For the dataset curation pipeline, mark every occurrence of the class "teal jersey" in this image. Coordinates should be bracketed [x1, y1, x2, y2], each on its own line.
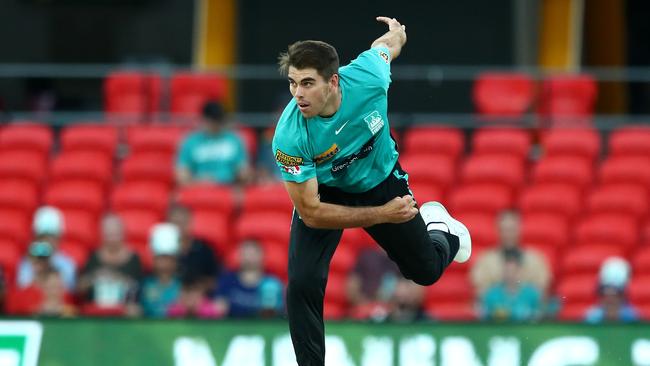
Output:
[272, 46, 398, 193]
[176, 129, 248, 184]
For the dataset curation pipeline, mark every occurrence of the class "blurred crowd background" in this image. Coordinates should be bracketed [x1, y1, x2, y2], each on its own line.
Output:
[0, 0, 650, 324]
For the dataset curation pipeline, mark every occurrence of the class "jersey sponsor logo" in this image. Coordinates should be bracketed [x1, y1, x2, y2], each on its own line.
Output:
[379, 51, 390, 64]
[363, 111, 384, 135]
[330, 135, 376, 177]
[282, 165, 301, 175]
[313, 143, 340, 165]
[275, 149, 304, 166]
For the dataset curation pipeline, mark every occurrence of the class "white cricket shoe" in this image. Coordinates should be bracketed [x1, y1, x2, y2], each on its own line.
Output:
[420, 201, 471, 263]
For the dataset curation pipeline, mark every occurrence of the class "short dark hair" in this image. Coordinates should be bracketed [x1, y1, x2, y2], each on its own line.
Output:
[202, 101, 225, 122]
[278, 40, 339, 80]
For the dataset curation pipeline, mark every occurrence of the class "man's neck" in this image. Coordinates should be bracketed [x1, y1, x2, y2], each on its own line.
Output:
[318, 89, 342, 118]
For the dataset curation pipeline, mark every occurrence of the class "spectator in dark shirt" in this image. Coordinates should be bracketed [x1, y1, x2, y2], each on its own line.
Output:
[167, 275, 223, 319]
[168, 204, 220, 293]
[346, 247, 399, 319]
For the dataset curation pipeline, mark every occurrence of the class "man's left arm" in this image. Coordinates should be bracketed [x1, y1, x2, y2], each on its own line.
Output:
[371, 16, 407, 61]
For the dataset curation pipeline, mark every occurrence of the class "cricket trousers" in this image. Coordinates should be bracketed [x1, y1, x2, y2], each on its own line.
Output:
[286, 162, 460, 366]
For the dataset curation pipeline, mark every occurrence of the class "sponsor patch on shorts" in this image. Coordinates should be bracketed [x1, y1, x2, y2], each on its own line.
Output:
[275, 149, 304, 166]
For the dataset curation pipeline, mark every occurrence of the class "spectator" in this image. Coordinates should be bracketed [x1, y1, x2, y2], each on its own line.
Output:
[38, 269, 76, 317]
[17, 206, 76, 291]
[76, 214, 141, 312]
[471, 210, 550, 295]
[480, 248, 542, 322]
[386, 278, 427, 323]
[167, 275, 223, 319]
[585, 257, 638, 323]
[140, 223, 182, 318]
[213, 240, 284, 318]
[167, 204, 220, 293]
[175, 101, 252, 187]
[346, 247, 399, 319]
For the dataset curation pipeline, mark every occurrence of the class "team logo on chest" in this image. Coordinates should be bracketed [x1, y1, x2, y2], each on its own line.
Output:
[314, 143, 340, 165]
[363, 111, 384, 135]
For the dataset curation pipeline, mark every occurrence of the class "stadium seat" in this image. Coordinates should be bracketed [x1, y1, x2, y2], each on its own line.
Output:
[60, 124, 119, 158]
[61, 210, 99, 249]
[540, 128, 600, 162]
[628, 275, 650, 305]
[557, 303, 591, 322]
[426, 302, 477, 321]
[323, 301, 347, 320]
[608, 126, 650, 159]
[170, 72, 228, 116]
[556, 274, 599, 306]
[0, 180, 39, 214]
[461, 155, 525, 191]
[454, 212, 497, 248]
[448, 184, 513, 216]
[531, 156, 593, 189]
[599, 156, 650, 188]
[472, 72, 535, 117]
[126, 125, 187, 157]
[324, 271, 348, 307]
[408, 182, 445, 205]
[330, 243, 356, 275]
[399, 154, 456, 190]
[118, 209, 161, 249]
[632, 247, 650, 276]
[190, 210, 231, 256]
[120, 153, 175, 189]
[472, 128, 531, 160]
[5, 286, 43, 316]
[0, 240, 21, 283]
[425, 271, 473, 304]
[574, 214, 639, 249]
[0, 151, 47, 185]
[176, 183, 235, 217]
[340, 228, 375, 253]
[539, 74, 598, 117]
[111, 182, 170, 217]
[0, 209, 31, 248]
[59, 240, 90, 268]
[521, 213, 569, 248]
[585, 184, 648, 218]
[81, 303, 127, 317]
[402, 126, 465, 161]
[237, 126, 258, 161]
[0, 123, 53, 157]
[44, 181, 105, 217]
[519, 183, 582, 219]
[561, 245, 625, 276]
[49, 151, 113, 189]
[242, 183, 294, 216]
[104, 71, 162, 117]
[234, 212, 292, 245]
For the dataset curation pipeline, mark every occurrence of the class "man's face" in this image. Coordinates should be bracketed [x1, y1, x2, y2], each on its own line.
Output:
[287, 67, 336, 118]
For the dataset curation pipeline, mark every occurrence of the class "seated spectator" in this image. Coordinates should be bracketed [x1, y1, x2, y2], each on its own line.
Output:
[77, 214, 141, 312]
[167, 276, 223, 319]
[471, 210, 550, 295]
[346, 247, 399, 319]
[167, 204, 220, 293]
[38, 269, 76, 317]
[213, 240, 284, 318]
[175, 101, 252, 187]
[480, 248, 542, 322]
[140, 223, 182, 318]
[17, 206, 76, 291]
[585, 257, 638, 323]
[386, 278, 427, 323]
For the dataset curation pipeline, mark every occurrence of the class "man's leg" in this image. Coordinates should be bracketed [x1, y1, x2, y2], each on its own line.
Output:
[287, 209, 343, 366]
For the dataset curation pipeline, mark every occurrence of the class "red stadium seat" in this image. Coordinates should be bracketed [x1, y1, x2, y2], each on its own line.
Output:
[0, 209, 30, 248]
[242, 183, 294, 216]
[237, 126, 258, 161]
[234, 213, 292, 245]
[5, 286, 44, 315]
[49, 151, 113, 189]
[473, 72, 535, 117]
[261, 242, 288, 281]
[59, 241, 90, 268]
[0, 180, 38, 213]
[539, 74, 598, 117]
[599, 157, 650, 188]
[61, 210, 99, 249]
[323, 301, 347, 320]
[60, 124, 119, 158]
[519, 183, 582, 219]
[0, 124, 53, 157]
[461, 155, 525, 191]
[0, 151, 47, 185]
[531, 156, 593, 189]
[521, 213, 569, 248]
[472, 128, 531, 159]
[118, 209, 161, 248]
[176, 183, 235, 217]
[449, 184, 512, 216]
[120, 153, 175, 189]
[556, 274, 599, 305]
[632, 247, 650, 276]
[330, 244, 356, 275]
[557, 303, 591, 322]
[408, 182, 445, 205]
[170, 72, 228, 116]
[561, 245, 625, 276]
[104, 71, 162, 117]
[585, 184, 648, 218]
[190, 211, 231, 256]
[540, 128, 600, 162]
[608, 126, 650, 159]
[81, 303, 127, 317]
[425, 272, 473, 304]
[324, 272, 347, 307]
[575, 214, 639, 249]
[426, 302, 477, 321]
[126, 125, 187, 156]
[340, 228, 375, 253]
[111, 182, 170, 217]
[628, 275, 650, 305]
[402, 126, 464, 161]
[0, 240, 21, 282]
[44, 181, 105, 217]
[454, 212, 497, 248]
[399, 154, 456, 191]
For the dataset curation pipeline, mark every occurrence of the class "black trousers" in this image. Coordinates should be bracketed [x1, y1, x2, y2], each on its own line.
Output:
[286, 163, 460, 366]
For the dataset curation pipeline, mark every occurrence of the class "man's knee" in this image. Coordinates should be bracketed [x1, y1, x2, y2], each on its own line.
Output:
[410, 265, 444, 286]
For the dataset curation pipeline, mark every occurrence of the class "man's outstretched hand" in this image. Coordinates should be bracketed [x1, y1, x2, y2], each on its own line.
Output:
[376, 16, 406, 33]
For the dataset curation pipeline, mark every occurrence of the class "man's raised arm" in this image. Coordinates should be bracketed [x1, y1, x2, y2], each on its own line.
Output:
[371, 16, 407, 61]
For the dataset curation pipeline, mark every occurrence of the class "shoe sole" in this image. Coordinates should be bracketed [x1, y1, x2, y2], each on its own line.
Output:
[420, 201, 472, 263]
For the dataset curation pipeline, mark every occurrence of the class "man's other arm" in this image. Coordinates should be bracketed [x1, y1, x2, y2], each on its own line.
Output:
[371, 16, 407, 61]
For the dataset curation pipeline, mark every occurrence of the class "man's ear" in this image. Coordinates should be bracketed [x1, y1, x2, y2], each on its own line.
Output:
[329, 73, 339, 88]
